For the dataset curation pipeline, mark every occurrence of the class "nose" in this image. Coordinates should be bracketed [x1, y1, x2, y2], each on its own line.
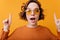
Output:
[31, 11, 35, 16]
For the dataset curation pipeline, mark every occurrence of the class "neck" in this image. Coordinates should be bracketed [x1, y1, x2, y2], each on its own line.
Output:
[27, 23, 38, 28]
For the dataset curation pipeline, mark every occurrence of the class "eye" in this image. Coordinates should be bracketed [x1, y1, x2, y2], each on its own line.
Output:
[35, 9, 39, 12]
[26, 9, 31, 15]
[27, 10, 31, 13]
[34, 9, 40, 14]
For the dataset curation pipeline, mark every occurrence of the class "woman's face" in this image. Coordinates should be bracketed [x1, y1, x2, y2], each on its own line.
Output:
[26, 2, 40, 25]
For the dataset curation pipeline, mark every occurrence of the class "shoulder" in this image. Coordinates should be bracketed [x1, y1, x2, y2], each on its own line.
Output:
[14, 26, 26, 32]
[38, 25, 49, 30]
[9, 26, 25, 36]
[38, 25, 52, 33]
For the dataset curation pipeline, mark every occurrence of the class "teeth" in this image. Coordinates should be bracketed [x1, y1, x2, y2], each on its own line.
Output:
[30, 18, 35, 20]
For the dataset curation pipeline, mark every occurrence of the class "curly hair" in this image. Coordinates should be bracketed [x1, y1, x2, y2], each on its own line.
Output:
[19, 0, 44, 20]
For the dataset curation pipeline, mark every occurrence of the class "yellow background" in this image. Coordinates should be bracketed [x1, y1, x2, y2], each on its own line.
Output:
[0, 0, 60, 36]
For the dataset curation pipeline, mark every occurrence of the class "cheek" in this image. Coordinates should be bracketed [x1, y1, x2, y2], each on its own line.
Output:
[35, 15, 39, 20]
[26, 14, 30, 20]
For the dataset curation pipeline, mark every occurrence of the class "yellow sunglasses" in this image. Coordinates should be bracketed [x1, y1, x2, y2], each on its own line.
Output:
[26, 8, 40, 15]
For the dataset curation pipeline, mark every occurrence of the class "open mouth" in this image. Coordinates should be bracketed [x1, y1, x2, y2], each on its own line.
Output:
[30, 18, 35, 20]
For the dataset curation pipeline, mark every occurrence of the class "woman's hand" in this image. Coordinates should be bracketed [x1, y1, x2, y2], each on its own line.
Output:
[54, 13, 60, 32]
[3, 14, 12, 32]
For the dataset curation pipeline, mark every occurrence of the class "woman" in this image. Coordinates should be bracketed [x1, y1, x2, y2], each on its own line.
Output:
[1, 0, 60, 40]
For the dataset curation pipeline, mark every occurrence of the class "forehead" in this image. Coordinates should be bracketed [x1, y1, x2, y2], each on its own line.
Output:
[27, 2, 39, 10]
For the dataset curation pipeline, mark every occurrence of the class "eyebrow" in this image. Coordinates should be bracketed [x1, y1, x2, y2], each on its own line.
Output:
[26, 8, 30, 11]
[34, 8, 39, 10]
[26, 8, 39, 11]
[26, 8, 30, 10]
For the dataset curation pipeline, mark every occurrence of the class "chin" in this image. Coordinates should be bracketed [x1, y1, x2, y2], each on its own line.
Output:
[31, 23, 36, 26]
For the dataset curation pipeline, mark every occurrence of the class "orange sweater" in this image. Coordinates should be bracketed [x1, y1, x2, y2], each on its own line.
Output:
[1, 25, 60, 40]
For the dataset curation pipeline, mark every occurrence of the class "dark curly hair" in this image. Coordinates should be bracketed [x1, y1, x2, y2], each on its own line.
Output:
[19, 0, 44, 20]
